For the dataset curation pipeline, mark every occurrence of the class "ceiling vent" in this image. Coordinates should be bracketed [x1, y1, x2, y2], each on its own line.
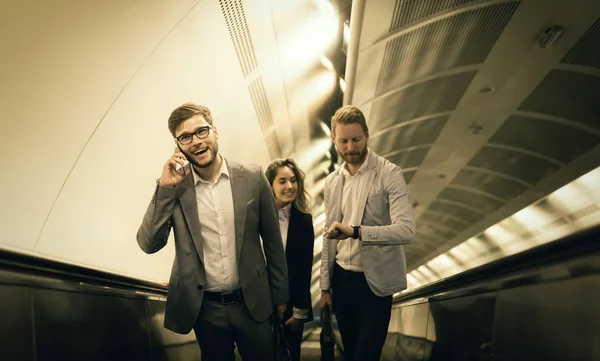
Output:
[219, 0, 257, 77]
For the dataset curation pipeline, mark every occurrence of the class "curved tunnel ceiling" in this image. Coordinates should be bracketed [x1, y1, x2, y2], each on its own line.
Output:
[347, 0, 600, 272]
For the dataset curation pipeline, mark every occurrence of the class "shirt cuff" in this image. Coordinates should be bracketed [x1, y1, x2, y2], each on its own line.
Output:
[293, 307, 309, 320]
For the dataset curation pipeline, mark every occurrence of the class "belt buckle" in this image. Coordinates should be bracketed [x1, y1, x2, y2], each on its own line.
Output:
[221, 292, 236, 305]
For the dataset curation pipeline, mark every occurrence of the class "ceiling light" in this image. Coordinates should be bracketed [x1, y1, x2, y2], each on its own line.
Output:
[319, 121, 332, 137]
[469, 124, 483, 135]
[320, 55, 334, 71]
[538, 25, 562, 49]
[279, 2, 338, 77]
[339, 77, 346, 93]
[343, 22, 351, 45]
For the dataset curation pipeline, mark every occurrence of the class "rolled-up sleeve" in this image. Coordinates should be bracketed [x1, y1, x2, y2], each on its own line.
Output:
[320, 179, 334, 290]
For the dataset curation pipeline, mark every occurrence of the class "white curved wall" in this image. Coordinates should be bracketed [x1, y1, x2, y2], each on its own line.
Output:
[0, 0, 290, 282]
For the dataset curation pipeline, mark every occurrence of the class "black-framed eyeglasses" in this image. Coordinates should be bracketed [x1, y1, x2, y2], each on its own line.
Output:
[176, 125, 212, 145]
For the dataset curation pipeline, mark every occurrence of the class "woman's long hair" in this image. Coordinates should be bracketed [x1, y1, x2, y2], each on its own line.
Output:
[265, 158, 311, 214]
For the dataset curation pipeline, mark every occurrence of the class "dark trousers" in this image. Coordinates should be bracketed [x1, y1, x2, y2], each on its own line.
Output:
[332, 263, 392, 361]
[193, 300, 274, 361]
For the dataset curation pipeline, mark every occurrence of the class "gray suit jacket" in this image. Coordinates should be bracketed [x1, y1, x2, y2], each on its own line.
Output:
[137, 159, 288, 334]
[320, 150, 415, 296]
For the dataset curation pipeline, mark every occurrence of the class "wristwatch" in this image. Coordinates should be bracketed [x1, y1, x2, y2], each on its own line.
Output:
[352, 225, 361, 239]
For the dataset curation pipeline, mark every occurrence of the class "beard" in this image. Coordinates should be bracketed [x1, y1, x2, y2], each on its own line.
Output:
[339, 145, 368, 165]
[180, 143, 219, 169]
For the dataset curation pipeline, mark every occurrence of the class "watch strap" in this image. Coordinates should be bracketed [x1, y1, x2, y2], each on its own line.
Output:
[352, 225, 360, 239]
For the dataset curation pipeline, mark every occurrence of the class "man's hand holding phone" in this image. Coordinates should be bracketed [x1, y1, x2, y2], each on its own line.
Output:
[159, 148, 189, 187]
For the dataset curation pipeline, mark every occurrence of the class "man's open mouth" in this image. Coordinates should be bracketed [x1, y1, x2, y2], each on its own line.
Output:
[193, 147, 209, 156]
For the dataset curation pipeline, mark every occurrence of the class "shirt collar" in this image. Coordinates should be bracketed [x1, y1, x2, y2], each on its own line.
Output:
[279, 203, 292, 222]
[341, 149, 371, 178]
[192, 156, 229, 185]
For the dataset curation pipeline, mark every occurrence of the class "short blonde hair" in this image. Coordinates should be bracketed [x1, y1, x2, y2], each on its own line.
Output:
[331, 105, 369, 137]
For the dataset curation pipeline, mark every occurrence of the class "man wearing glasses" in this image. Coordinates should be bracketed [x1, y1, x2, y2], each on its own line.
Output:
[137, 103, 288, 361]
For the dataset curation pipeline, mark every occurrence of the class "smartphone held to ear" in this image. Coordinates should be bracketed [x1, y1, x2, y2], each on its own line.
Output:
[174, 146, 189, 174]
[175, 159, 189, 174]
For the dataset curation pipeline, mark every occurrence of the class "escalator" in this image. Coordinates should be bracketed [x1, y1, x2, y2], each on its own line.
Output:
[2, 224, 598, 360]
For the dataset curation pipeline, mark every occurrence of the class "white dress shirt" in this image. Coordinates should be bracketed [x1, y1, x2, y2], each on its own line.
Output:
[278, 203, 292, 250]
[336, 155, 370, 272]
[192, 157, 238, 292]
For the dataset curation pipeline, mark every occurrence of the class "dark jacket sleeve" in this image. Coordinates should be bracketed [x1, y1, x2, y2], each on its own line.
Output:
[292, 212, 315, 311]
[258, 169, 289, 305]
[136, 183, 177, 254]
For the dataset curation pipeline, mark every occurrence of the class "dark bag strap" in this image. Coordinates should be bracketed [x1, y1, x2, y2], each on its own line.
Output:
[272, 315, 291, 361]
[320, 307, 335, 361]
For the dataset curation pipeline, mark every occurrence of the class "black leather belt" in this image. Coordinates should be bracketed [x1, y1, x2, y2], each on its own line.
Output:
[204, 289, 244, 304]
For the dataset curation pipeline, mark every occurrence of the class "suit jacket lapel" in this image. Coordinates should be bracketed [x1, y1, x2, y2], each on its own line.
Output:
[228, 161, 247, 261]
[356, 170, 376, 224]
[356, 151, 377, 223]
[179, 170, 204, 264]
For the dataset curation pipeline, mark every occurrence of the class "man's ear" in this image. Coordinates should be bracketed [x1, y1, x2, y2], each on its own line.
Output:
[213, 126, 219, 138]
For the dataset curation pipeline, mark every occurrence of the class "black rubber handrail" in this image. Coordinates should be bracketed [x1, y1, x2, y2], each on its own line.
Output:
[394, 224, 600, 303]
[0, 248, 167, 296]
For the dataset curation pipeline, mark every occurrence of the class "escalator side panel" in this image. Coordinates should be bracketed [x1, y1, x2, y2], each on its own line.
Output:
[494, 274, 600, 361]
[0, 285, 34, 361]
[33, 288, 151, 361]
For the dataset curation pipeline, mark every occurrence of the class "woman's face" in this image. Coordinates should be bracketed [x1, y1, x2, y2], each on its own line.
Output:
[272, 166, 298, 206]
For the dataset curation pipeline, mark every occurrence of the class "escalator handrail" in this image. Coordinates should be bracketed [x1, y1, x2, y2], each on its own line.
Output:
[394, 224, 600, 304]
[0, 248, 167, 296]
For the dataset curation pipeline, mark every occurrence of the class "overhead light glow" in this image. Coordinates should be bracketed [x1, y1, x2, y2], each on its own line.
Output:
[315, 70, 336, 93]
[485, 224, 514, 246]
[434, 254, 458, 274]
[513, 207, 549, 230]
[319, 121, 332, 137]
[339, 77, 346, 93]
[402, 165, 600, 289]
[411, 269, 429, 283]
[343, 22, 351, 45]
[279, 2, 338, 77]
[320, 55, 334, 72]
[577, 166, 600, 193]
[295, 137, 333, 172]
[417, 265, 435, 280]
[289, 69, 336, 117]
